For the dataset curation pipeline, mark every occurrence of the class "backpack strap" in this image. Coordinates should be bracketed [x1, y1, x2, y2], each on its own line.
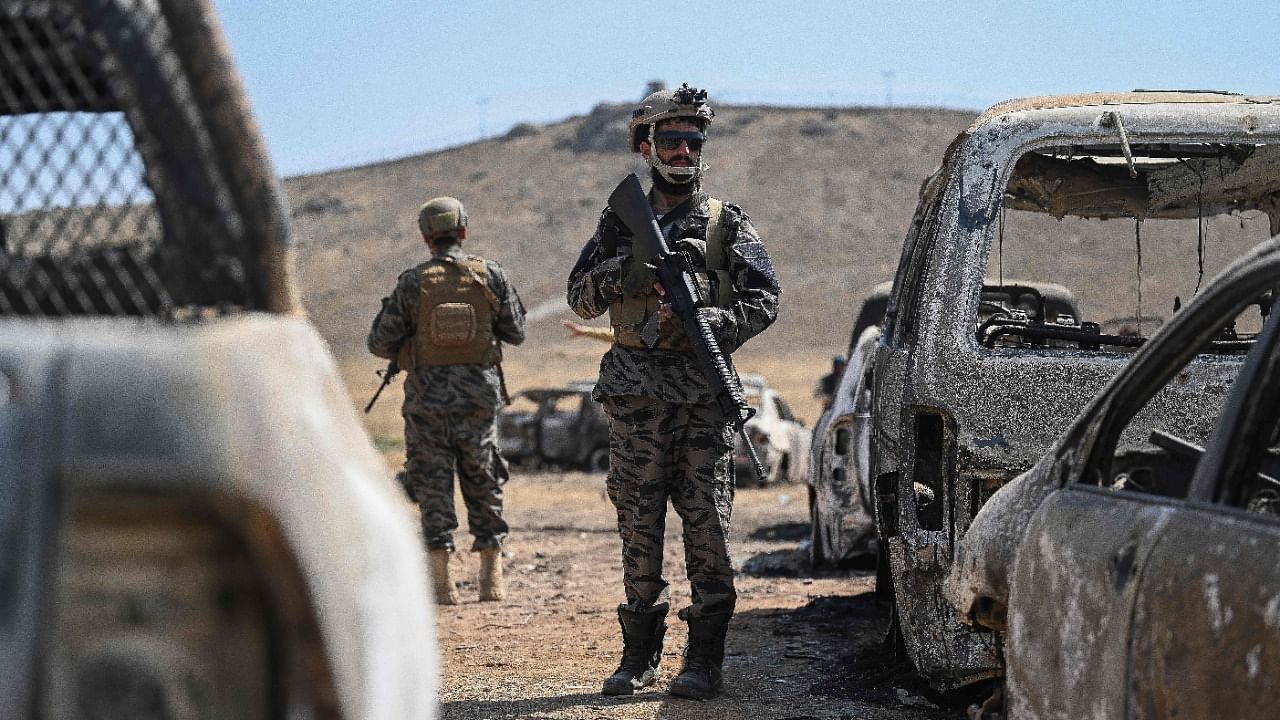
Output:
[703, 198, 734, 307]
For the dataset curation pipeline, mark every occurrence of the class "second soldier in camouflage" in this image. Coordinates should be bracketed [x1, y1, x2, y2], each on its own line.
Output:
[369, 196, 526, 605]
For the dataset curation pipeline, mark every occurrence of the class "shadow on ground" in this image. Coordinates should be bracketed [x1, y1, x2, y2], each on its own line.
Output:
[746, 520, 810, 542]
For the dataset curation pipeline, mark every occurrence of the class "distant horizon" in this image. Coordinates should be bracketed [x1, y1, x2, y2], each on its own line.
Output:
[281, 99, 985, 179]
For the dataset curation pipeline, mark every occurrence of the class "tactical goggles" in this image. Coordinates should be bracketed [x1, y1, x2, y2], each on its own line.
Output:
[654, 131, 705, 152]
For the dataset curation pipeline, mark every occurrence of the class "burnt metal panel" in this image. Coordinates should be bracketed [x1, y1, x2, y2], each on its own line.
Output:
[1127, 507, 1280, 720]
[1006, 488, 1175, 720]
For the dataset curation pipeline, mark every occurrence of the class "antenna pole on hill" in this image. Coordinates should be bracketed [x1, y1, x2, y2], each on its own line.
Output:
[882, 70, 896, 107]
[476, 96, 490, 139]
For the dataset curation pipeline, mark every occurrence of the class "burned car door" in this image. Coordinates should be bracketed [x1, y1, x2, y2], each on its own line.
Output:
[998, 240, 1280, 719]
[1123, 294, 1280, 720]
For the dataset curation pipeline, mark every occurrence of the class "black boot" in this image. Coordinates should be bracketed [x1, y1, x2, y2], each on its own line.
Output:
[601, 603, 668, 695]
[668, 613, 730, 700]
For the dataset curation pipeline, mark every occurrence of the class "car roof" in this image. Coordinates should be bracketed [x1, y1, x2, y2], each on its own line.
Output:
[967, 91, 1280, 133]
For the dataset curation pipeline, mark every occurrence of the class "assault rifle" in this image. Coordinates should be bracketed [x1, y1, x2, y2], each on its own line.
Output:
[364, 359, 401, 413]
[607, 173, 766, 481]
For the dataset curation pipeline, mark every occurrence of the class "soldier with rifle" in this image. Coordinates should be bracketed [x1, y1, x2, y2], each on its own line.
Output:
[369, 196, 526, 605]
[567, 83, 780, 700]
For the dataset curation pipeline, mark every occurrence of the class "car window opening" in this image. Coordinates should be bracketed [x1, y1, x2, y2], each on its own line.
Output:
[981, 141, 1280, 355]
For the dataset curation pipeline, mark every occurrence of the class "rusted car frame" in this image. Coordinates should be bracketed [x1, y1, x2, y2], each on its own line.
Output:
[947, 239, 1280, 718]
[870, 92, 1280, 690]
[0, 2, 437, 718]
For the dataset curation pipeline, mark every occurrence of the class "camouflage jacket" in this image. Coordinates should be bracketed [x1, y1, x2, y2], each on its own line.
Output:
[567, 190, 780, 404]
[368, 245, 526, 411]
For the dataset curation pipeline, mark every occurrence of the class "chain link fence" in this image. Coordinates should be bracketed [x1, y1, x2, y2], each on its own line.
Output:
[0, 0, 293, 317]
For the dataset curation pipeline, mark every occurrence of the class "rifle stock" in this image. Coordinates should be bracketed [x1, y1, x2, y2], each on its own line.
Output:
[607, 173, 766, 481]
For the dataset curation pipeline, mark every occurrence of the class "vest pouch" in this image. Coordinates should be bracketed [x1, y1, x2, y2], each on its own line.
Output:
[413, 256, 498, 366]
[430, 302, 478, 346]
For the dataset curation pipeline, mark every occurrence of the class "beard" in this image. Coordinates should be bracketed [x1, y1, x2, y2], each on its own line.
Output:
[650, 165, 700, 195]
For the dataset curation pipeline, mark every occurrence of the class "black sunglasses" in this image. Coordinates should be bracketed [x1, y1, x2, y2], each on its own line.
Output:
[654, 131, 705, 152]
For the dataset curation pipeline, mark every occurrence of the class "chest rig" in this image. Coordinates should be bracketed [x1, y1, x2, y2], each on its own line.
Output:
[403, 254, 501, 367]
[610, 197, 733, 351]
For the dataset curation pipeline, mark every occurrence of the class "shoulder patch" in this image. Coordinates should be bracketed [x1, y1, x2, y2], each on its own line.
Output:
[735, 239, 780, 291]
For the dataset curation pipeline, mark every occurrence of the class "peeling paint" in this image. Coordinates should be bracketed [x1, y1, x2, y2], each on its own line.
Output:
[1263, 593, 1280, 630]
[1204, 574, 1227, 632]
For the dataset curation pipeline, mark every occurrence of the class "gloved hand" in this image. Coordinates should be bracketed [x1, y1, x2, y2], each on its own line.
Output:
[621, 254, 657, 297]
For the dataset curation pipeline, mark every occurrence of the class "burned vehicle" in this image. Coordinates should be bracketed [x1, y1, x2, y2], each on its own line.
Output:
[499, 381, 610, 471]
[0, 2, 437, 718]
[870, 91, 1280, 691]
[947, 239, 1280, 719]
[808, 323, 880, 566]
[736, 373, 809, 486]
[809, 281, 1076, 567]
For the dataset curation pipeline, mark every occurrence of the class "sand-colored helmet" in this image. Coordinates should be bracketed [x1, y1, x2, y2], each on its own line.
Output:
[628, 83, 715, 152]
[418, 196, 468, 240]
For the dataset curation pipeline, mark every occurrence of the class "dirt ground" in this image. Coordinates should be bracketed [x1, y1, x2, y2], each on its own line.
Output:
[427, 470, 966, 720]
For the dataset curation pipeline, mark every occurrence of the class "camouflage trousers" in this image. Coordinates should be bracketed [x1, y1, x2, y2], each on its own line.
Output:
[403, 400, 509, 551]
[601, 395, 737, 618]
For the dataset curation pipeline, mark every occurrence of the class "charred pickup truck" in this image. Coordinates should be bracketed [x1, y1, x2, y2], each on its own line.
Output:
[869, 91, 1280, 691]
[0, 2, 437, 718]
[499, 381, 611, 472]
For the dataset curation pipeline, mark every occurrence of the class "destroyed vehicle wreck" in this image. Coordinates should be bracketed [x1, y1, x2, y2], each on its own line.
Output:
[499, 381, 611, 472]
[868, 92, 1280, 692]
[736, 373, 809, 486]
[946, 233, 1280, 720]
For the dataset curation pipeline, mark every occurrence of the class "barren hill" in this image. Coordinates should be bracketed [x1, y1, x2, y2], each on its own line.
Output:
[284, 103, 978, 422]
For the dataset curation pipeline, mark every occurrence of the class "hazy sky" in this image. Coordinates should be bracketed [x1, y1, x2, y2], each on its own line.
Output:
[211, 1, 1280, 178]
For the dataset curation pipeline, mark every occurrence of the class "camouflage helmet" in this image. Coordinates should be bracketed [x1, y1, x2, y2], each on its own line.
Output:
[628, 82, 715, 152]
[418, 196, 467, 240]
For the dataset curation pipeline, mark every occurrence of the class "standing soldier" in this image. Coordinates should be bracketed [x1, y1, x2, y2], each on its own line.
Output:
[567, 84, 780, 699]
[369, 196, 526, 605]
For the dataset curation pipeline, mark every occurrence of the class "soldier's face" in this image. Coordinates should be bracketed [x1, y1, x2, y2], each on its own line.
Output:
[642, 119, 703, 167]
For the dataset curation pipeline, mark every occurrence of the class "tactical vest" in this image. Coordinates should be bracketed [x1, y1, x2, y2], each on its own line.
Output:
[399, 254, 501, 368]
[610, 197, 733, 351]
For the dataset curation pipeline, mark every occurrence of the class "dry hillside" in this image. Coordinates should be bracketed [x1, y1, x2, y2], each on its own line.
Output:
[284, 103, 976, 424]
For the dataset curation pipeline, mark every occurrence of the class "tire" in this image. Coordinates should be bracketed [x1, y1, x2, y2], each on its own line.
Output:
[586, 446, 609, 473]
[808, 486, 827, 568]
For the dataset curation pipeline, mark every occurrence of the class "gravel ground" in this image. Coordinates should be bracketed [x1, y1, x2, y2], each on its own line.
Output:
[432, 471, 967, 720]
